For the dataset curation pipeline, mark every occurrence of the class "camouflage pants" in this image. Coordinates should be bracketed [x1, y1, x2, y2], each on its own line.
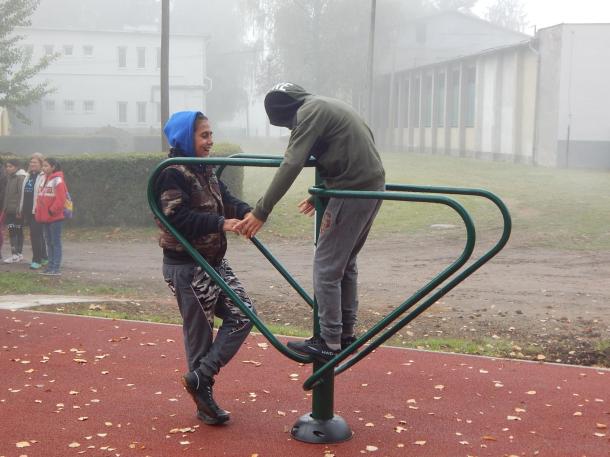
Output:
[163, 259, 255, 377]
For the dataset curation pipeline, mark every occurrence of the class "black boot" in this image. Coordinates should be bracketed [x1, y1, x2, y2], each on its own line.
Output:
[181, 370, 230, 425]
[341, 335, 358, 351]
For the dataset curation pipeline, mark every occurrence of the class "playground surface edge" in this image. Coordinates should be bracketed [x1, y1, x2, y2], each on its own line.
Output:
[1, 309, 609, 457]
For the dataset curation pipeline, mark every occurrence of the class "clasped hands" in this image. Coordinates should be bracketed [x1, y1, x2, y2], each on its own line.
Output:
[226, 197, 314, 238]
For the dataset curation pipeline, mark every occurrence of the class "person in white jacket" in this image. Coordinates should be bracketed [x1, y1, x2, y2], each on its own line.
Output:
[19, 153, 48, 269]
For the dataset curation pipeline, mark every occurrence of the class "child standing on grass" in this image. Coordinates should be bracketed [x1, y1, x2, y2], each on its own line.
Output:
[2, 157, 27, 263]
[35, 158, 67, 276]
[0, 157, 7, 261]
[21, 153, 48, 269]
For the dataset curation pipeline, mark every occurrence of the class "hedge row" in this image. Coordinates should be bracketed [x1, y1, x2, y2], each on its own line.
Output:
[0, 135, 120, 155]
[51, 143, 243, 227]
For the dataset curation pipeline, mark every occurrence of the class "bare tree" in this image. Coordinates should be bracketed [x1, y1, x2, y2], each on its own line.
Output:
[486, 0, 528, 32]
[433, 0, 477, 12]
[242, 0, 428, 105]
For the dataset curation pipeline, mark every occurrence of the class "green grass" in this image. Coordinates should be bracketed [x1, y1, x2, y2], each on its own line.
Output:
[393, 336, 537, 358]
[240, 151, 610, 249]
[29, 303, 312, 339]
[56, 151, 610, 249]
[597, 340, 610, 353]
[0, 272, 136, 296]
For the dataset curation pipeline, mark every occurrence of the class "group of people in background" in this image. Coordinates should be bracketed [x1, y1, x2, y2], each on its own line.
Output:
[0, 153, 68, 275]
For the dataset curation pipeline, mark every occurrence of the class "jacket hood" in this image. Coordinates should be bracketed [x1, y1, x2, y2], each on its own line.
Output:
[163, 111, 203, 157]
[264, 83, 311, 128]
[47, 170, 64, 180]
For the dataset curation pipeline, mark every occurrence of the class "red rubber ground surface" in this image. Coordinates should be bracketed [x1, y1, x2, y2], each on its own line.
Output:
[1, 310, 609, 457]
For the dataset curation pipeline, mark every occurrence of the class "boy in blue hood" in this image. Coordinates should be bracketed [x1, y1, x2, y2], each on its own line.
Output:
[155, 111, 255, 425]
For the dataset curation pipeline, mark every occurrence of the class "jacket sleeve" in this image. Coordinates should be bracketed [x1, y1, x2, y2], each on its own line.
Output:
[219, 180, 251, 219]
[252, 105, 323, 221]
[18, 173, 28, 214]
[49, 177, 67, 217]
[156, 167, 223, 238]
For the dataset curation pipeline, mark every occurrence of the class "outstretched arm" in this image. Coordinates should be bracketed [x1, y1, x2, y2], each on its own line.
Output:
[234, 212, 264, 238]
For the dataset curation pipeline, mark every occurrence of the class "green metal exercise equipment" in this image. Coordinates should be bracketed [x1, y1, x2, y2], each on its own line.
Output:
[147, 153, 511, 444]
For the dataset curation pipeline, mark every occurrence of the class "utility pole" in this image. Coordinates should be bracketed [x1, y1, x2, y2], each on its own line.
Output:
[365, 0, 377, 123]
[161, 0, 170, 151]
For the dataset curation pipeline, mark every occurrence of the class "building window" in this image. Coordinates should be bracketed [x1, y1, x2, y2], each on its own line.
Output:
[448, 69, 460, 128]
[137, 102, 147, 123]
[410, 77, 420, 128]
[463, 66, 476, 128]
[44, 100, 55, 111]
[422, 75, 433, 128]
[83, 100, 95, 113]
[392, 78, 401, 128]
[416, 24, 427, 44]
[156, 47, 161, 69]
[156, 102, 162, 122]
[63, 45, 73, 56]
[137, 47, 146, 68]
[44, 45, 54, 55]
[118, 102, 128, 123]
[83, 45, 93, 56]
[118, 46, 127, 68]
[400, 80, 409, 128]
[64, 100, 75, 112]
[435, 72, 446, 127]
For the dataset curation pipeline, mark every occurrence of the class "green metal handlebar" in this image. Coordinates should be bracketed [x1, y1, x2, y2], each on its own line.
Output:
[147, 156, 313, 364]
[303, 184, 512, 390]
[148, 154, 511, 393]
[301, 186, 477, 389]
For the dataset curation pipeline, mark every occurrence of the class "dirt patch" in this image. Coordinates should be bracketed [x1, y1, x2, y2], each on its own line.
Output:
[9, 231, 610, 367]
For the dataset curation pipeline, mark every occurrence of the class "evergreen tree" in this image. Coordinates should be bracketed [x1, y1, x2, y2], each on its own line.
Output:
[0, 0, 56, 122]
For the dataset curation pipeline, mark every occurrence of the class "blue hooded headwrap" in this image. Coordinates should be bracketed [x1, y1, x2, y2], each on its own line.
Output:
[163, 111, 203, 157]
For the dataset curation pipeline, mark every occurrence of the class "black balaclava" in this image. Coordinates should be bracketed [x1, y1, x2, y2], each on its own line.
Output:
[264, 83, 310, 128]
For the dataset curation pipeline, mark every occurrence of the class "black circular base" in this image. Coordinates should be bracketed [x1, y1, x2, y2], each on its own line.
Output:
[291, 413, 353, 444]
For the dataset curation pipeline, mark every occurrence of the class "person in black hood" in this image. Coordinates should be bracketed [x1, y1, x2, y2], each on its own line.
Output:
[154, 111, 255, 425]
[236, 83, 385, 362]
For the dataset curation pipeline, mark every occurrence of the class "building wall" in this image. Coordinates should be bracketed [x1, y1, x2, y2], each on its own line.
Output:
[374, 44, 538, 164]
[555, 24, 610, 168]
[534, 26, 563, 167]
[15, 27, 208, 134]
[378, 12, 530, 75]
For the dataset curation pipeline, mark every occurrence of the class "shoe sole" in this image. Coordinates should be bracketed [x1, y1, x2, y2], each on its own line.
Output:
[196, 409, 230, 425]
[181, 376, 229, 424]
[287, 341, 336, 362]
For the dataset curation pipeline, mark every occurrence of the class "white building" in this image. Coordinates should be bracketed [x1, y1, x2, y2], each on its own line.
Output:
[373, 21, 610, 169]
[14, 26, 210, 134]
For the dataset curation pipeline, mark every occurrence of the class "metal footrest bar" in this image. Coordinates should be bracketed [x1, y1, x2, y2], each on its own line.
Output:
[301, 186, 477, 389]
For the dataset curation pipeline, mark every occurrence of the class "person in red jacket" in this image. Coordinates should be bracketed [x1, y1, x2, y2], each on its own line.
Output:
[35, 158, 67, 275]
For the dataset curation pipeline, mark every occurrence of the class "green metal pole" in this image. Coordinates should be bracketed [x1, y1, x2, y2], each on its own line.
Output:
[311, 170, 334, 421]
[290, 170, 352, 443]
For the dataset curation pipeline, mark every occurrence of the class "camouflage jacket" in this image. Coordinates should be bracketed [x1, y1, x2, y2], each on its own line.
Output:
[156, 163, 250, 266]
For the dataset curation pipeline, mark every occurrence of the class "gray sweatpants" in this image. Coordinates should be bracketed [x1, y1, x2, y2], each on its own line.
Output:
[313, 194, 383, 346]
[162, 259, 255, 378]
